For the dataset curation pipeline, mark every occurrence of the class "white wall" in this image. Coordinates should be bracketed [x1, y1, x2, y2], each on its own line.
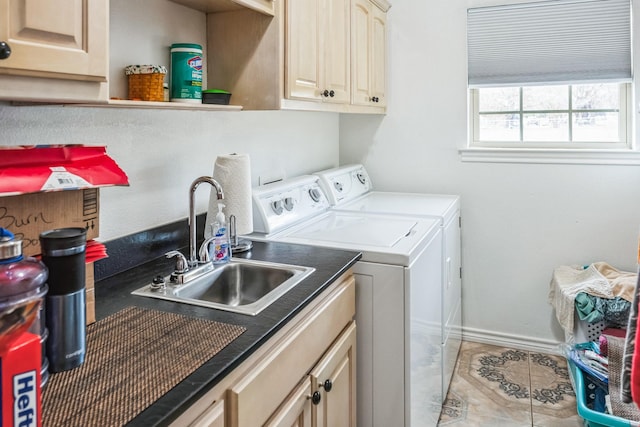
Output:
[340, 0, 640, 349]
[0, 106, 339, 240]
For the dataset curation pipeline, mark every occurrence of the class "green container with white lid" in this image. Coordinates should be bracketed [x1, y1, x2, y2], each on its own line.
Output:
[170, 43, 203, 103]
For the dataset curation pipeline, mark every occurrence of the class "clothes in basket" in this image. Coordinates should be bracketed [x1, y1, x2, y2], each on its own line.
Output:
[549, 262, 637, 343]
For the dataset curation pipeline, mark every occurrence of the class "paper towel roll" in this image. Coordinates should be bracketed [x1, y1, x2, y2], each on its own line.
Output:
[205, 154, 253, 238]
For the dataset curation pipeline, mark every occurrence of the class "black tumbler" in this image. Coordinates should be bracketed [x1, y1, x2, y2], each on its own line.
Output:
[40, 228, 87, 372]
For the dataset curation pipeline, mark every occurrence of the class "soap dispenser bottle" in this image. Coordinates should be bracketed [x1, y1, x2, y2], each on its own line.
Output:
[210, 203, 230, 264]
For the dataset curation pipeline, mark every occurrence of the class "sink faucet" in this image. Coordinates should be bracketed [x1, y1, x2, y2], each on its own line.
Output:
[189, 176, 224, 266]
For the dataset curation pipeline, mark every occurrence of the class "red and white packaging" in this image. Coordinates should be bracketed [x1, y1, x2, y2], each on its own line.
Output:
[0, 145, 129, 197]
[0, 333, 41, 427]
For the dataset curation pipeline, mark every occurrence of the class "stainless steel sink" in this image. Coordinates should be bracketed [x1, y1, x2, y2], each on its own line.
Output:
[131, 259, 315, 316]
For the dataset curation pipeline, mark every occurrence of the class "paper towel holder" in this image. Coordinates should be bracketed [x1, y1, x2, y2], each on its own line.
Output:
[229, 215, 253, 253]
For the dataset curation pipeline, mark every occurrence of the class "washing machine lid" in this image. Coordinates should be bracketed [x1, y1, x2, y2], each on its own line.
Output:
[269, 211, 441, 266]
[337, 191, 460, 225]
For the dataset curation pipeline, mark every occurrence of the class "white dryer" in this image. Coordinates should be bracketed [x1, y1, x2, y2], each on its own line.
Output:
[314, 164, 462, 411]
[249, 175, 444, 427]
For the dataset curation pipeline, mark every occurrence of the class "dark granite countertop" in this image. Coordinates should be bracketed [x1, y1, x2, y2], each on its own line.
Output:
[93, 240, 361, 426]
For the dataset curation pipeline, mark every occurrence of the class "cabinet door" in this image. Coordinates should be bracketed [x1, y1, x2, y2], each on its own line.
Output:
[370, 5, 387, 107]
[264, 379, 313, 427]
[286, 0, 322, 101]
[350, 0, 386, 107]
[350, 0, 371, 106]
[311, 321, 357, 427]
[322, 0, 350, 104]
[0, 0, 108, 81]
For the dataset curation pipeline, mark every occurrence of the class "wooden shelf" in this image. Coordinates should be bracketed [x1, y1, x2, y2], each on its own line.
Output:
[72, 99, 243, 111]
[169, 0, 274, 16]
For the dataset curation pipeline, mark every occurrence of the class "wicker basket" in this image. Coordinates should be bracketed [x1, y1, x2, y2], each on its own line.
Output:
[124, 65, 167, 102]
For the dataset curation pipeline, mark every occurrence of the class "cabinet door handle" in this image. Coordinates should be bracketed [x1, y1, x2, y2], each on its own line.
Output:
[322, 379, 333, 392]
[322, 90, 329, 97]
[0, 42, 11, 60]
[329, 90, 335, 98]
[308, 391, 322, 405]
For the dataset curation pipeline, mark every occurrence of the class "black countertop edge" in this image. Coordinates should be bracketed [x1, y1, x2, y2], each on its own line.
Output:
[93, 240, 361, 426]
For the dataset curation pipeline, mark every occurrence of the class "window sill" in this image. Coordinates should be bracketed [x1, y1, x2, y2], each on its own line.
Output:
[459, 147, 640, 165]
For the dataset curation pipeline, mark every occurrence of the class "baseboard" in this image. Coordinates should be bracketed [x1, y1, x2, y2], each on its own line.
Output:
[462, 326, 564, 355]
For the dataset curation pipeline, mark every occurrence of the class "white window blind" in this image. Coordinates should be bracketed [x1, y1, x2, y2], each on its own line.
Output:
[467, 0, 632, 87]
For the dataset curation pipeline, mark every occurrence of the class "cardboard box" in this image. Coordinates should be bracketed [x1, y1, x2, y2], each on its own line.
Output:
[0, 333, 41, 427]
[0, 189, 99, 257]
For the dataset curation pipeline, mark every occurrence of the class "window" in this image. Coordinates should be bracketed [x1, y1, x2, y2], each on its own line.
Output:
[464, 0, 637, 163]
[470, 83, 630, 149]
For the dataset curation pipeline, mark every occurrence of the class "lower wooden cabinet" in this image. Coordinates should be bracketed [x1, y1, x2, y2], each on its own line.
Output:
[266, 321, 356, 427]
[171, 271, 356, 427]
[310, 321, 356, 427]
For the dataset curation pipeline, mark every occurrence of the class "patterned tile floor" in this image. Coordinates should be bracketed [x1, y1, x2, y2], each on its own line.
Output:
[438, 341, 583, 426]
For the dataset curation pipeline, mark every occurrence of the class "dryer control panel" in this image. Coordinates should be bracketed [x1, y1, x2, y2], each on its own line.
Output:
[252, 175, 330, 235]
[314, 164, 371, 206]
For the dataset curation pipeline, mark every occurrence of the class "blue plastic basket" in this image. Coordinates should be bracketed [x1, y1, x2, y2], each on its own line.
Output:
[568, 360, 639, 427]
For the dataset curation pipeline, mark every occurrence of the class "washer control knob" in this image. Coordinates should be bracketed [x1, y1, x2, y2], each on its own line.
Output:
[333, 181, 343, 192]
[271, 200, 284, 215]
[309, 188, 322, 202]
[356, 172, 367, 185]
[283, 197, 294, 211]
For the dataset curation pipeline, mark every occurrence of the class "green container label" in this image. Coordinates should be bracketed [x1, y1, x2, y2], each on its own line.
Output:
[170, 46, 203, 101]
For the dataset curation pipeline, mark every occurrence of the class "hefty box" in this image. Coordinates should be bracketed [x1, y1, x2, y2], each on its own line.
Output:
[0, 333, 41, 427]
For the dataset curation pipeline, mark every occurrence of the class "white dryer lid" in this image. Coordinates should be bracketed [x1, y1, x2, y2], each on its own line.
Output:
[338, 192, 459, 223]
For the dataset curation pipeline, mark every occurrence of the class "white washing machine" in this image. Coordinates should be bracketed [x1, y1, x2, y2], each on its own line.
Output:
[314, 164, 462, 413]
[248, 175, 444, 427]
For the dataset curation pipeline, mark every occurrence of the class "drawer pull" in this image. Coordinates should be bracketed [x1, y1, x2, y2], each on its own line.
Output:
[309, 391, 322, 405]
[0, 42, 11, 60]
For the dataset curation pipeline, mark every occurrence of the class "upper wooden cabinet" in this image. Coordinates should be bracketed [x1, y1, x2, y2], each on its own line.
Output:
[0, 0, 109, 102]
[352, 0, 388, 108]
[208, 0, 391, 113]
[0, 0, 388, 112]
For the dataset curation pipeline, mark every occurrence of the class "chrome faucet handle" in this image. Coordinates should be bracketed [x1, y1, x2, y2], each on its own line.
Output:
[198, 236, 217, 263]
[229, 214, 238, 247]
[229, 215, 253, 253]
[166, 250, 189, 273]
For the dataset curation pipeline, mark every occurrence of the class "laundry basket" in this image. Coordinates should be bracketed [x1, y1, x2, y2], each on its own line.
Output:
[573, 313, 606, 343]
[569, 361, 638, 427]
